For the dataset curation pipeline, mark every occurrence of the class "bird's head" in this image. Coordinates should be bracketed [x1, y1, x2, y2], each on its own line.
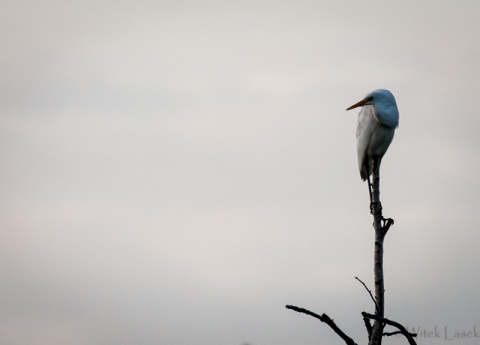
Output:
[346, 89, 399, 128]
[346, 89, 396, 111]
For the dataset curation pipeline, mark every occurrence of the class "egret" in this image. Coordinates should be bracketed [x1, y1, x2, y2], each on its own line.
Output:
[346, 89, 399, 203]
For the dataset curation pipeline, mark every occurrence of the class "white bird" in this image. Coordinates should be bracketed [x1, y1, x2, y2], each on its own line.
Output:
[346, 89, 399, 183]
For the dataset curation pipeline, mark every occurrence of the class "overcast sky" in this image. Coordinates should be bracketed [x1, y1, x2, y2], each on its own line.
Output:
[1, 1, 480, 344]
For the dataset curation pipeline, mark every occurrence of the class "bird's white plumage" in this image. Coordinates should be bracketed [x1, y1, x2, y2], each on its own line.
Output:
[347, 89, 399, 181]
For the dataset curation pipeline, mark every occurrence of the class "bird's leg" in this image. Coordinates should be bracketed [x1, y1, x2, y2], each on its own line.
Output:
[367, 174, 374, 214]
[370, 157, 382, 216]
[370, 157, 394, 229]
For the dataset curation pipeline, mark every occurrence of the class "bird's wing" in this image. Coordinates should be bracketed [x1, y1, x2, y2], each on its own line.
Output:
[356, 105, 377, 180]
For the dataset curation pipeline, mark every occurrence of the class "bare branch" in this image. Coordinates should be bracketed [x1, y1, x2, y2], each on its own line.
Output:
[355, 276, 377, 310]
[286, 305, 357, 345]
[363, 316, 373, 341]
[369, 156, 390, 345]
[362, 312, 417, 345]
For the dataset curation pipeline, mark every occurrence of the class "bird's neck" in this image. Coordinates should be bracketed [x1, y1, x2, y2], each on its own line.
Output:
[374, 104, 399, 128]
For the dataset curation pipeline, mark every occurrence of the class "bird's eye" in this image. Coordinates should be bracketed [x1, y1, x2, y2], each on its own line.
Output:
[366, 96, 374, 102]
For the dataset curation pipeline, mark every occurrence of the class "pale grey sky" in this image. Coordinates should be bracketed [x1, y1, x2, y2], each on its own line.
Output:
[1, 1, 480, 344]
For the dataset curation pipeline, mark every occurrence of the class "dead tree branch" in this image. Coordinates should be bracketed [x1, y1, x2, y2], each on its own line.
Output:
[285, 305, 357, 345]
[383, 331, 403, 337]
[369, 156, 392, 345]
[362, 312, 417, 345]
[363, 316, 373, 341]
[355, 276, 377, 310]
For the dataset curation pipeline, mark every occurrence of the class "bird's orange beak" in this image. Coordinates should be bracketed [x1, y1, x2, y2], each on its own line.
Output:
[346, 98, 369, 111]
